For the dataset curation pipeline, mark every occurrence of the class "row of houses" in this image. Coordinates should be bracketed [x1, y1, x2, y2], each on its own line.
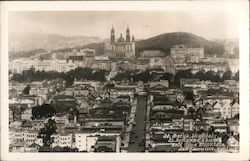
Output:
[146, 77, 239, 153]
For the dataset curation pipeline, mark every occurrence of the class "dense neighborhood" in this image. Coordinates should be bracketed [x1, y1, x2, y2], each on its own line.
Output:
[9, 27, 239, 153]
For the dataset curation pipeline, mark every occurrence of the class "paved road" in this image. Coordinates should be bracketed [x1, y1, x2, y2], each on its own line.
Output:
[127, 96, 147, 152]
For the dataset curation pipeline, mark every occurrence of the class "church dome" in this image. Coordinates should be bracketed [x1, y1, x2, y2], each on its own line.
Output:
[117, 34, 125, 42]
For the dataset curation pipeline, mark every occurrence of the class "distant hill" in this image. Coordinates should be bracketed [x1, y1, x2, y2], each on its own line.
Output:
[73, 32, 227, 57]
[135, 32, 226, 57]
[51, 42, 106, 56]
[9, 32, 231, 59]
[9, 32, 101, 52]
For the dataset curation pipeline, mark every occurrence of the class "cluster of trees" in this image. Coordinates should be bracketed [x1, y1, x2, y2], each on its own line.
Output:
[174, 69, 238, 86]
[64, 67, 106, 86]
[38, 119, 57, 148]
[11, 67, 107, 86]
[11, 68, 65, 82]
[30, 103, 81, 151]
[113, 69, 238, 87]
[32, 104, 56, 120]
[32, 102, 79, 120]
[11, 67, 238, 88]
[113, 70, 173, 83]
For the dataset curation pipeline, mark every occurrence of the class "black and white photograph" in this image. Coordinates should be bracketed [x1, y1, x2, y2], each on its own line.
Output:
[0, 1, 249, 161]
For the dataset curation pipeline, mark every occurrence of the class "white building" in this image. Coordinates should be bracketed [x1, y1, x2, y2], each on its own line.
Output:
[9, 130, 40, 146]
[149, 57, 166, 70]
[9, 58, 76, 73]
[171, 45, 204, 63]
[74, 133, 120, 152]
[140, 50, 165, 58]
[9, 58, 37, 73]
[21, 108, 32, 120]
[227, 58, 239, 74]
[51, 133, 73, 148]
[213, 99, 239, 119]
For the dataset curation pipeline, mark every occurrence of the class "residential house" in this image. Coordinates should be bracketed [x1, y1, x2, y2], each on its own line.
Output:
[110, 85, 135, 99]
[211, 122, 228, 133]
[21, 108, 32, 120]
[195, 121, 210, 132]
[149, 81, 169, 94]
[227, 119, 239, 135]
[183, 117, 195, 131]
[227, 136, 239, 153]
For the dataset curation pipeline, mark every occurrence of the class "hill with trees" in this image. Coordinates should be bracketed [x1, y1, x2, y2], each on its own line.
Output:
[135, 32, 225, 57]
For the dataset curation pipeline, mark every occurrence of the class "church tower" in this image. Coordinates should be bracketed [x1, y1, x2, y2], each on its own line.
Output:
[132, 35, 135, 42]
[126, 25, 130, 42]
[111, 25, 115, 43]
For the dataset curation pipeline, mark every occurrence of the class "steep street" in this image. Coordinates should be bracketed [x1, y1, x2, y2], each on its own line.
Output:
[127, 96, 147, 152]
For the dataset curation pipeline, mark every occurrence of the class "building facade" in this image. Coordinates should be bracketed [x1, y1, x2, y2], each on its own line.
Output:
[171, 45, 204, 63]
[105, 26, 135, 59]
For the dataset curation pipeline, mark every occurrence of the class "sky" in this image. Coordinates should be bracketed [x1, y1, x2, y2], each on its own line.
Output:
[9, 11, 239, 40]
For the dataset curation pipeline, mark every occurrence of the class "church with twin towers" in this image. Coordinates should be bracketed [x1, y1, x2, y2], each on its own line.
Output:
[105, 25, 135, 58]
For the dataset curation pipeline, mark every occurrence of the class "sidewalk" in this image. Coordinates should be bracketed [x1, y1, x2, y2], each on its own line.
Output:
[145, 95, 151, 152]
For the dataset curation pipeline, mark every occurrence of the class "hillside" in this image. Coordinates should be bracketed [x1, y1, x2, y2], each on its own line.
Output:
[9, 32, 101, 52]
[75, 32, 226, 57]
[53, 42, 106, 56]
[9, 32, 231, 59]
[135, 32, 226, 57]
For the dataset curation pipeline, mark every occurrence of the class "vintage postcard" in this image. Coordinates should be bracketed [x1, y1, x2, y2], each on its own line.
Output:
[0, 1, 249, 161]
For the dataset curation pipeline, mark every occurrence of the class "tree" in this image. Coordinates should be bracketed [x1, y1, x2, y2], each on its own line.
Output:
[38, 119, 57, 147]
[221, 134, 230, 144]
[174, 69, 194, 87]
[208, 126, 215, 134]
[32, 104, 56, 120]
[185, 91, 194, 101]
[234, 70, 239, 81]
[113, 70, 132, 81]
[194, 70, 206, 81]
[22, 85, 31, 95]
[204, 71, 220, 82]
[11, 67, 106, 84]
[160, 72, 173, 82]
[221, 69, 232, 81]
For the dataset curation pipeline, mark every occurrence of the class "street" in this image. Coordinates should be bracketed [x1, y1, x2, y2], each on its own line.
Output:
[127, 96, 147, 152]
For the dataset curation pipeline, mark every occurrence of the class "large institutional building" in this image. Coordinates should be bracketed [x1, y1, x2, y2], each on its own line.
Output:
[105, 26, 135, 59]
[170, 45, 204, 63]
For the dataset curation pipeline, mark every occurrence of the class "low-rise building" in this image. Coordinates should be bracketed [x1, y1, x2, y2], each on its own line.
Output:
[227, 136, 239, 153]
[149, 81, 169, 94]
[51, 133, 73, 148]
[140, 50, 165, 58]
[149, 57, 166, 70]
[74, 133, 120, 152]
[21, 108, 32, 120]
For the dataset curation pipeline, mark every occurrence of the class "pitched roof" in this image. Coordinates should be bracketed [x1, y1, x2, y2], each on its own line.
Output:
[150, 81, 169, 89]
